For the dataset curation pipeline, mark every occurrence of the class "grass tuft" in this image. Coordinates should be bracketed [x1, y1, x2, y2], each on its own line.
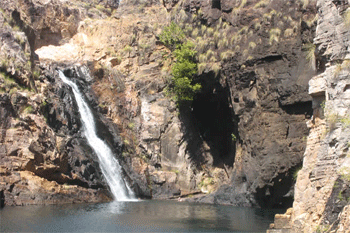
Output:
[254, 0, 269, 8]
[269, 28, 281, 44]
[303, 43, 316, 71]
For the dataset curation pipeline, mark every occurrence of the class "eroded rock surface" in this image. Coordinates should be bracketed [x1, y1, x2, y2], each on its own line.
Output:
[0, 0, 332, 212]
[269, 0, 350, 232]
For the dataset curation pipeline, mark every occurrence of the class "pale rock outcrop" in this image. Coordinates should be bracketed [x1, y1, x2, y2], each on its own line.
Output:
[269, 0, 350, 232]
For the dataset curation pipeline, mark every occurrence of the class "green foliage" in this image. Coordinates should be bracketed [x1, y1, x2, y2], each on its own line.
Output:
[23, 105, 34, 114]
[33, 70, 40, 79]
[128, 122, 135, 129]
[171, 41, 201, 102]
[159, 22, 202, 104]
[338, 190, 344, 201]
[198, 177, 214, 189]
[159, 22, 185, 48]
[315, 224, 330, 233]
[231, 133, 237, 141]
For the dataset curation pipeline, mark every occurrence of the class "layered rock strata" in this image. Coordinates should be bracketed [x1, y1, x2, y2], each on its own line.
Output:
[269, 0, 350, 232]
[0, 0, 326, 210]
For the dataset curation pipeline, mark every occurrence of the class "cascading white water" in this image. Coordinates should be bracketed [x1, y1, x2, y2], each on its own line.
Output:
[58, 70, 135, 201]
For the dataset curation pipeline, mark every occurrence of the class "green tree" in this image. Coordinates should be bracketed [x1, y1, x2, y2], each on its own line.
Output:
[160, 22, 201, 104]
[159, 22, 185, 49]
[171, 41, 201, 102]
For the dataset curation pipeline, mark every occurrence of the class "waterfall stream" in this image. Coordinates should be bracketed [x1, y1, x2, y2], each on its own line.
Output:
[58, 70, 135, 201]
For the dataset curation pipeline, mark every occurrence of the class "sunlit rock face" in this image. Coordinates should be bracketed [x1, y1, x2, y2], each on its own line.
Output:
[269, 0, 350, 232]
[176, 0, 316, 208]
[291, 0, 350, 232]
[1, 0, 334, 212]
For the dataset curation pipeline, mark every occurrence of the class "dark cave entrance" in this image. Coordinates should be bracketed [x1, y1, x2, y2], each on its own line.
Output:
[191, 72, 237, 167]
[255, 163, 303, 209]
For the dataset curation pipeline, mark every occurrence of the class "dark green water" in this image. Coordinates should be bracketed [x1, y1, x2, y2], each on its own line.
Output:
[0, 200, 283, 232]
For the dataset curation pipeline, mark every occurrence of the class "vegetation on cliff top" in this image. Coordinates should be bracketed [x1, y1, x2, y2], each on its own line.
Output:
[160, 22, 201, 103]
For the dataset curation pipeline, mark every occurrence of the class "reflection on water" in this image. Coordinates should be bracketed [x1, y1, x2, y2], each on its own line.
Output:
[0, 200, 283, 232]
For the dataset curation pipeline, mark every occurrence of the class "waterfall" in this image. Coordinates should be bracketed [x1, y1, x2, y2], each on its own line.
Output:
[58, 70, 135, 201]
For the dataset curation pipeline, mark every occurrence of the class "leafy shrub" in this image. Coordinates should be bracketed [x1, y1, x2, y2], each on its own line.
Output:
[171, 41, 201, 102]
[159, 22, 201, 104]
[159, 22, 185, 49]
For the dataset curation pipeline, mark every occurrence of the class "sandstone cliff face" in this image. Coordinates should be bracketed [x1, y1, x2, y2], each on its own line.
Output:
[269, 0, 350, 232]
[0, 0, 328, 212]
[174, 0, 317, 207]
[0, 2, 115, 206]
[294, 0, 350, 231]
[86, 0, 317, 204]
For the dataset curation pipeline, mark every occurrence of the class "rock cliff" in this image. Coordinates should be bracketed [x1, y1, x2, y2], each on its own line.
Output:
[168, 0, 317, 208]
[0, 0, 317, 207]
[268, 0, 350, 232]
[0, 1, 113, 205]
[1, 3, 348, 230]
